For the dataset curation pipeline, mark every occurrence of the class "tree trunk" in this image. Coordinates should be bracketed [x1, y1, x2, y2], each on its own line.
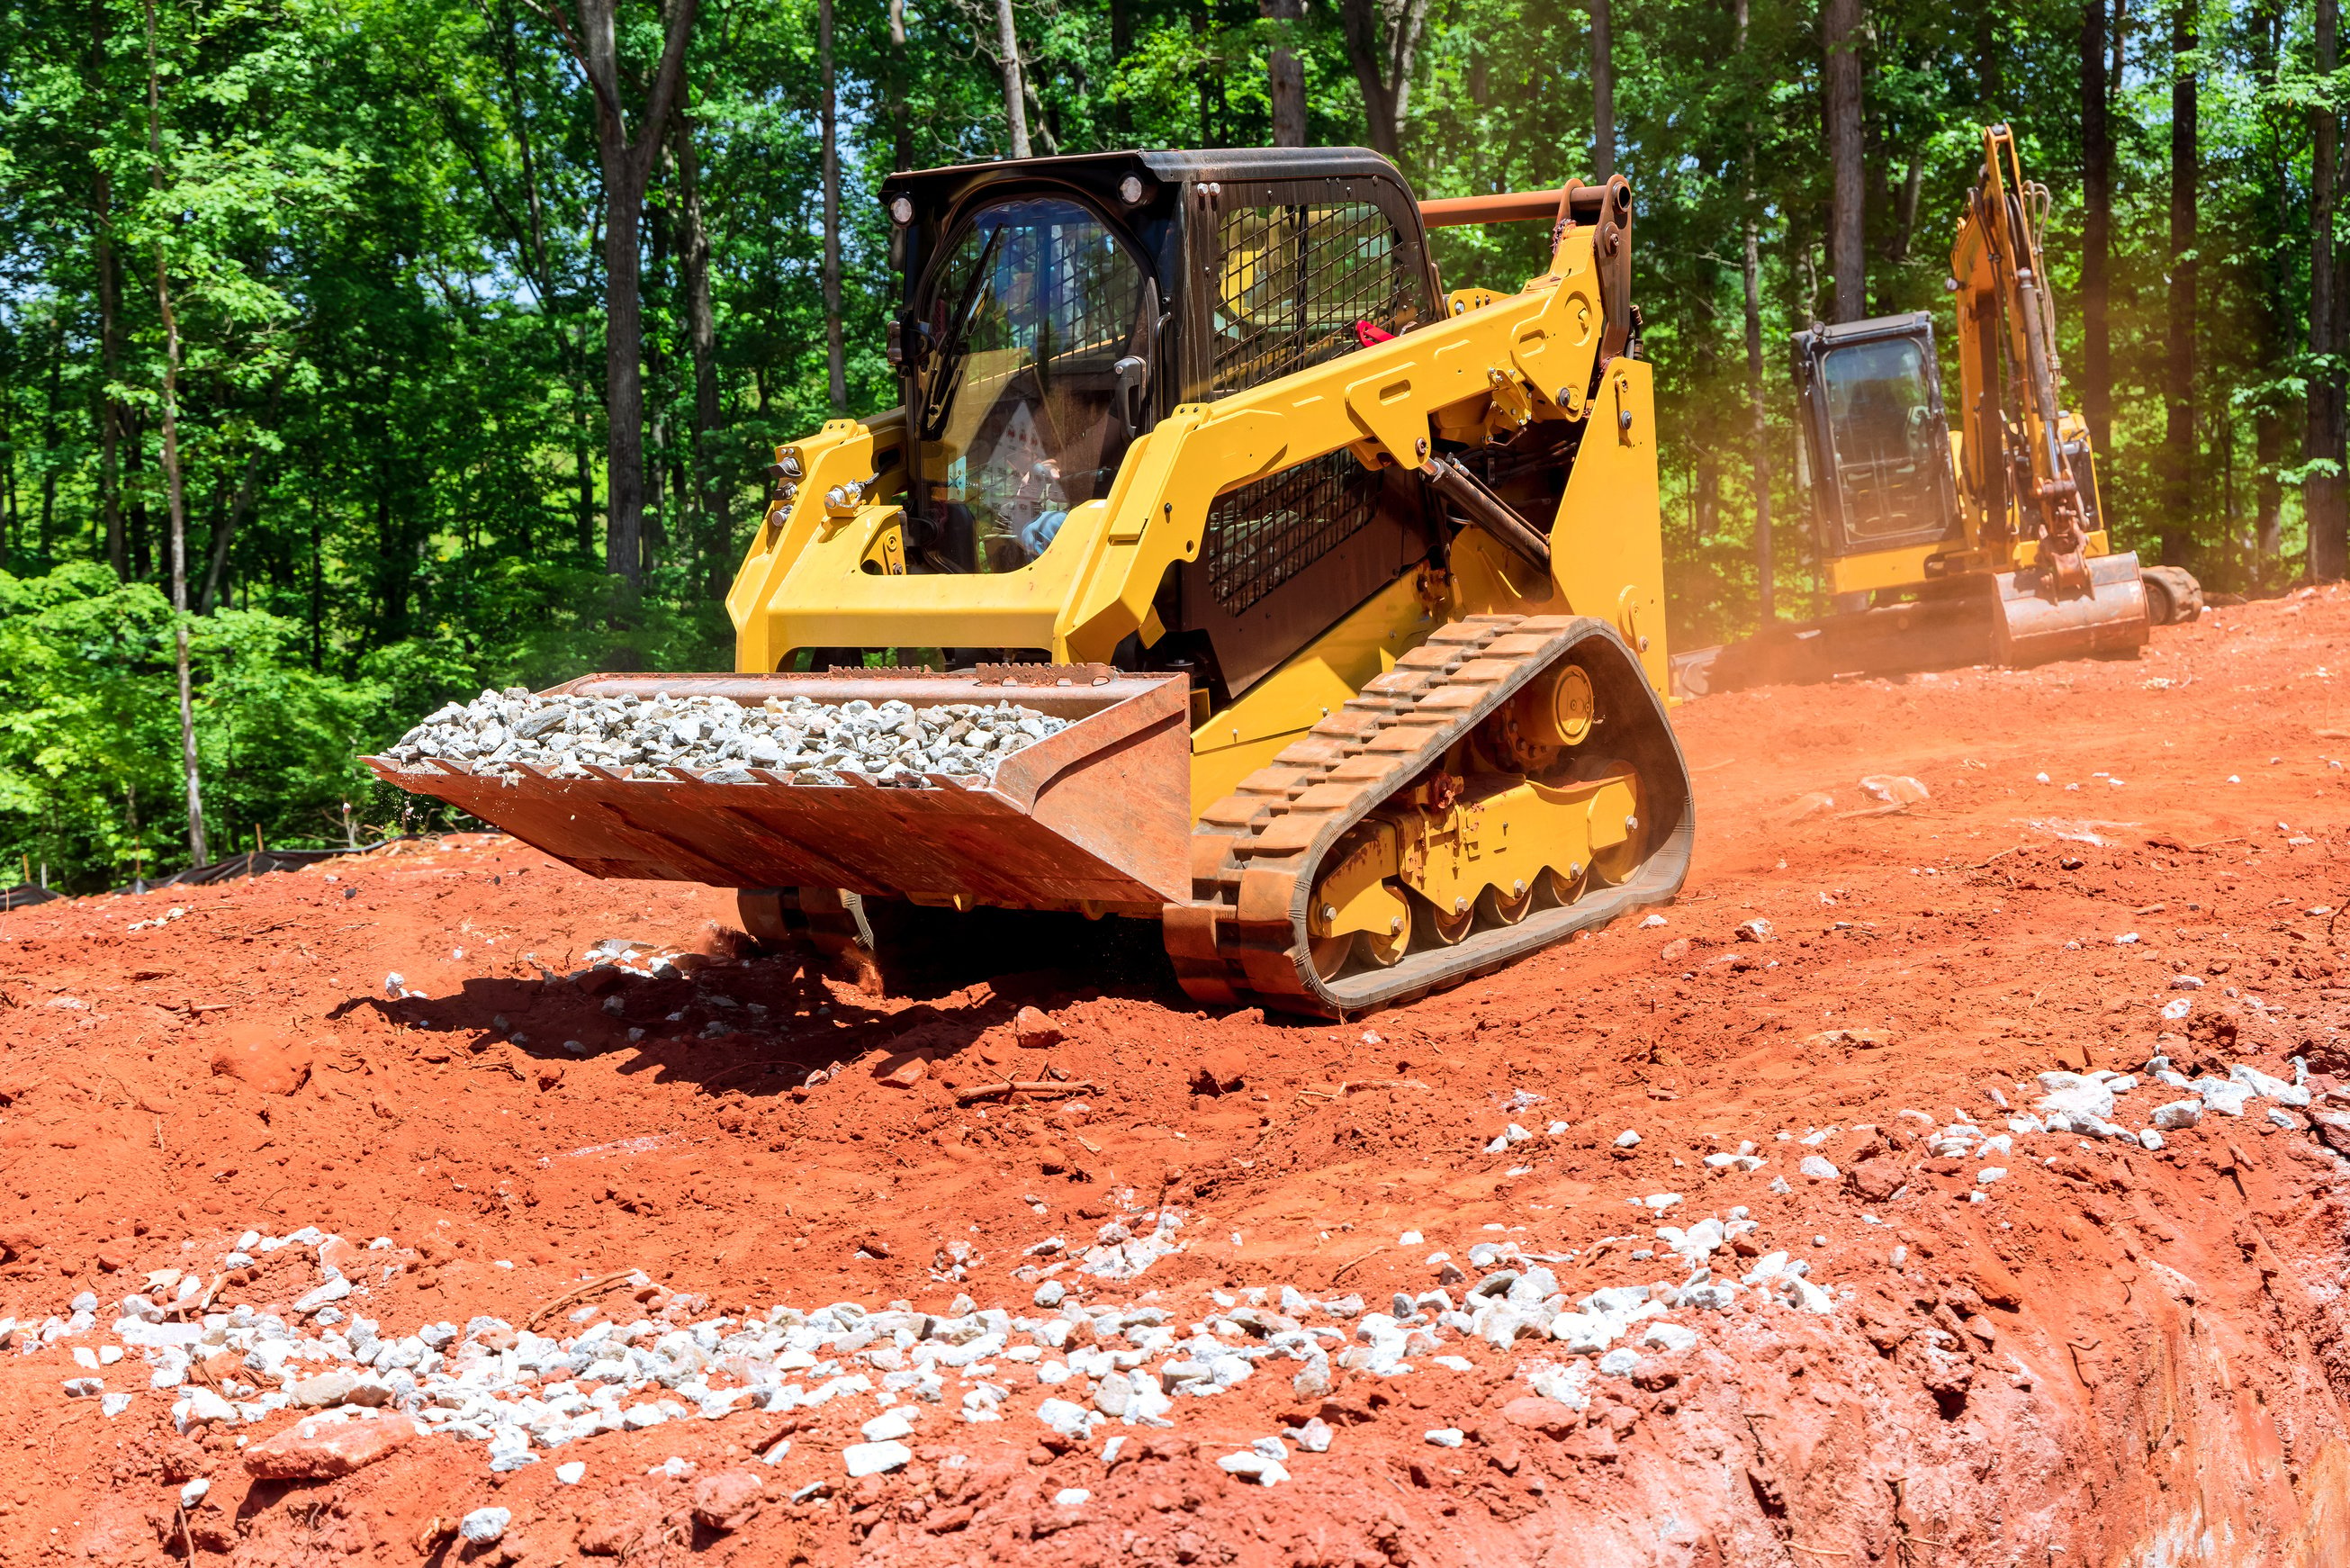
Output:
[146, 0, 205, 868]
[198, 446, 267, 615]
[1738, 0, 1772, 619]
[823, 0, 849, 409]
[308, 450, 324, 671]
[95, 171, 127, 581]
[1337, 0, 1429, 162]
[1976, 0, 2002, 113]
[1886, 158, 1922, 260]
[600, 145, 650, 592]
[887, 0, 913, 169]
[2255, 408, 2282, 586]
[996, 0, 1031, 158]
[2309, 0, 2347, 581]
[644, 173, 670, 570]
[1745, 219, 1774, 619]
[1823, 0, 1867, 322]
[2161, 0, 2196, 568]
[1589, 0, 1614, 180]
[676, 106, 725, 596]
[2081, 0, 2112, 468]
[571, 0, 700, 612]
[126, 408, 150, 578]
[1264, 0, 1306, 147]
[39, 339, 60, 551]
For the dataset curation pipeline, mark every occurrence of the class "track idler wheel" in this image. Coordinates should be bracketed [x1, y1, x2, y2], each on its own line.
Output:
[1305, 829, 1412, 980]
[1478, 879, 1535, 926]
[1577, 758, 1647, 886]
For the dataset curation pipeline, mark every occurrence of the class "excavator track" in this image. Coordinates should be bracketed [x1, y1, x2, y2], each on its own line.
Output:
[1164, 614, 1693, 1018]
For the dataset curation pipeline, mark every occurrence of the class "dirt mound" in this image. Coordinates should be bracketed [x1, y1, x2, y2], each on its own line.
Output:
[0, 586, 2345, 1566]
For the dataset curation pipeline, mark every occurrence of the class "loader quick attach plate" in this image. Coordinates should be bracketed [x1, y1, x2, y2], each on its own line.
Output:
[1166, 616, 1694, 1018]
[364, 668, 1196, 917]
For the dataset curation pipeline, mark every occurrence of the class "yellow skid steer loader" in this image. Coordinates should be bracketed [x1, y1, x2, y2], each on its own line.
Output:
[372, 149, 1693, 1018]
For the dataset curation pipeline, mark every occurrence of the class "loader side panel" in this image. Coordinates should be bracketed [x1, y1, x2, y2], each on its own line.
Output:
[1161, 175, 1443, 698]
[1548, 358, 1671, 696]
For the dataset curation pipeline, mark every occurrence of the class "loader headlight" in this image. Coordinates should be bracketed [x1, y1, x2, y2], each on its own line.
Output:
[889, 195, 914, 226]
[1118, 175, 1147, 206]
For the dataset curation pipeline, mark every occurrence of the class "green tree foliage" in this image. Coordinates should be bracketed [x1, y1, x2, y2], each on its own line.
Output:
[2, 0, 2342, 885]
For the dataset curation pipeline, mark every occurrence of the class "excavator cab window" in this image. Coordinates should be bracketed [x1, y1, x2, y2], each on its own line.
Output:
[1794, 313, 1962, 560]
[1818, 338, 1942, 538]
[1206, 194, 1423, 397]
[911, 194, 1157, 573]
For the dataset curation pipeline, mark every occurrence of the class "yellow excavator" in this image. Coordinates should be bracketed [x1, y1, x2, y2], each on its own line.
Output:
[1677, 123, 2199, 695]
[372, 149, 1692, 1018]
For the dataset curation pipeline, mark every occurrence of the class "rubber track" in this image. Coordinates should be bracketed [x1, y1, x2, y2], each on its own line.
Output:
[1162, 613, 1693, 1018]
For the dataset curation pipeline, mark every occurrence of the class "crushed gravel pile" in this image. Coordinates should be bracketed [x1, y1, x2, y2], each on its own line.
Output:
[382, 689, 1073, 783]
[33, 1203, 1833, 1483]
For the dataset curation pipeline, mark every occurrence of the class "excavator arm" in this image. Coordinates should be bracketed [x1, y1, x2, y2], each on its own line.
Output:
[1948, 123, 2097, 589]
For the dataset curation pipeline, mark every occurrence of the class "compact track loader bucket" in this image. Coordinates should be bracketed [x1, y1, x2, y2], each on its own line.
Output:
[363, 667, 1195, 916]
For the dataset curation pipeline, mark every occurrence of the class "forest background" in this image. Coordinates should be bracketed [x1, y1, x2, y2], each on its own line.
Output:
[1, 0, 2345, 886]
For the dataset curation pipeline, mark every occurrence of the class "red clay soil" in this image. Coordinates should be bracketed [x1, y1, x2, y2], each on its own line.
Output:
[1, 586, 2346, 1568]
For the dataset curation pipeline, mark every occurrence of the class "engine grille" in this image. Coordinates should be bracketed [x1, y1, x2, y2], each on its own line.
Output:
[1205, 449, 1385, 615]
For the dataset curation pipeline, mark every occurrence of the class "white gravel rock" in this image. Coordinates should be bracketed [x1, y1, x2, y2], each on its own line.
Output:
[2231, 1063, 2310, 1108]
[842, 1440, 911, 1477]
[1284, 1416, 1333, 1453]
[2192, 1079, 2255, 1116]
[1639, 1322, 1699, 1355]
[384, 689, 1072, 786]
[1217, 1451, 1290, 1484]
[2036, 1073, 2116, 1123]
[459, 1508, 509, 1545]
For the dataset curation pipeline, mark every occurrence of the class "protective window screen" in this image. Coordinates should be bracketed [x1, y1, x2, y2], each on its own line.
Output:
[1205, 449, 1385, 614]
[1819, 338, 1947, 542]
[1211, 199, 1418, 397]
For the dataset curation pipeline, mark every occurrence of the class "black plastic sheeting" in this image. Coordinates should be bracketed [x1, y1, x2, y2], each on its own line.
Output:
[139, 847, 352, 889]
[1, 839, 427, 909]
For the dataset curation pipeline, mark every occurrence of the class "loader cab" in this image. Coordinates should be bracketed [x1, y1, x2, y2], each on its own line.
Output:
[881, 149, 1443, 697]
[1791, 313, 1965, 578]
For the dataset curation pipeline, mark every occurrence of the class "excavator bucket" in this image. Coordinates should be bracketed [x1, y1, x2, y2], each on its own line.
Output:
[364, 668, 1196, 916]
[1989, 550, 2149, 665]
[1673, 552, 2147, 695]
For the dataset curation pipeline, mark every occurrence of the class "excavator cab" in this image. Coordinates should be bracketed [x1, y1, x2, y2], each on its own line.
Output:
[1675, 122, 2179, 699]
[1790, 311, 1964, 599]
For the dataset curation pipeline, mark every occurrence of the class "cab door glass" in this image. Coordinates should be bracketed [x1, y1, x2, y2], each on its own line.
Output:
[1818, 337, 1949, 544]
[914, 197, 1151, 572]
